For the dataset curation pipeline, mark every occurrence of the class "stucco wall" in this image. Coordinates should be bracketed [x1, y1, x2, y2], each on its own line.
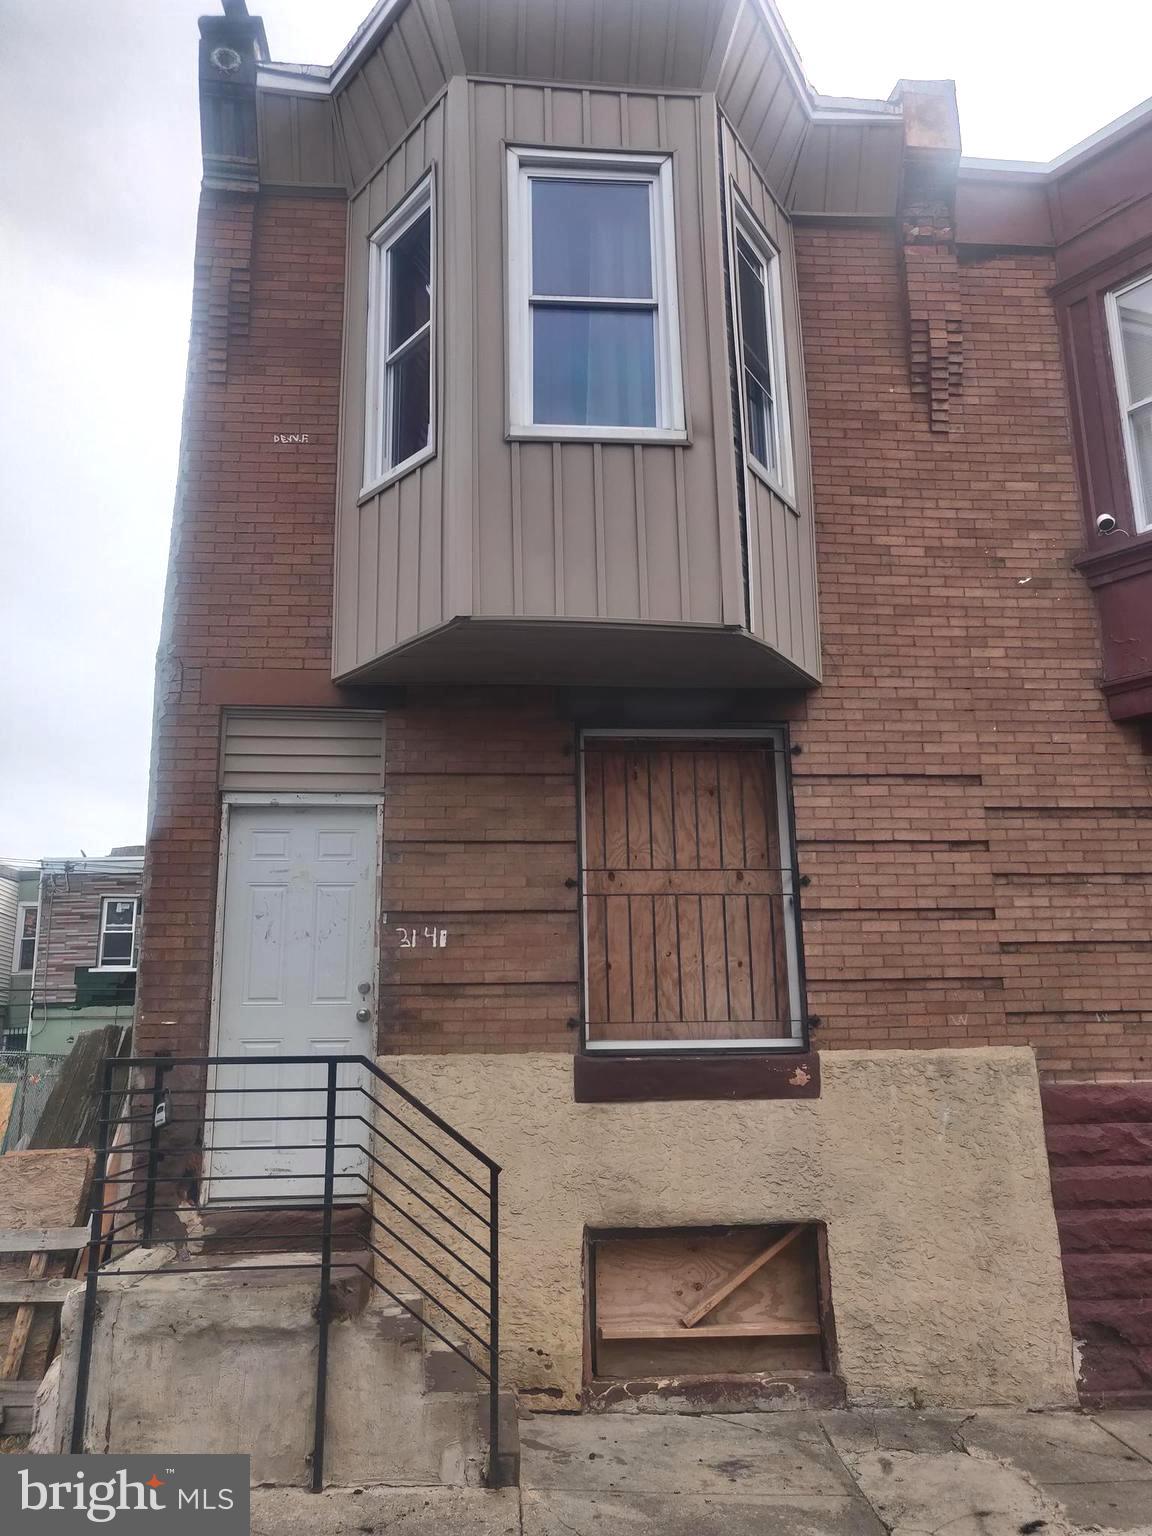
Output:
[378, 1047, 1076, 1411]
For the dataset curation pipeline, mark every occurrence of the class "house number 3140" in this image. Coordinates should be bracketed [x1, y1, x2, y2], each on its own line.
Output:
[396, 926, 448, 948]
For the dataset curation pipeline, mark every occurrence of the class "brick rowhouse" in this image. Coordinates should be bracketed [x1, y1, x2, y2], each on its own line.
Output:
[139, 2, 1152, 1411]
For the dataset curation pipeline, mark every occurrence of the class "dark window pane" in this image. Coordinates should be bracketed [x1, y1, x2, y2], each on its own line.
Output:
[18, 937, 35, 971]
[532, 179, 652, 300]
[388, 210, 430, 351]
[101, 930, 134, 965]
[105, 901, 135, 928]
[389, 330, 431, 465]
[745, 370, 775, 471]
[533, 306, 656, 427]
[737, 238, 772, 391]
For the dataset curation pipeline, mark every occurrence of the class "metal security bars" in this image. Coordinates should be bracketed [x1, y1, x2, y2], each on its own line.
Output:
[71, 1055, 501, 1491]
[579, 734, 808, 1049]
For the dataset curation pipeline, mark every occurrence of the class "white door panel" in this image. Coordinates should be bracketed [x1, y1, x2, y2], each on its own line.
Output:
[205, 804, 377, 1202]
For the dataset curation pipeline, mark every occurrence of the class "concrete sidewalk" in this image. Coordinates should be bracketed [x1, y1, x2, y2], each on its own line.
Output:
[253, 1407, 1152, 1536]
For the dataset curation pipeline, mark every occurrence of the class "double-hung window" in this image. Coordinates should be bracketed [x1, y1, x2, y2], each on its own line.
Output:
[363, 174, 434, 493]
[13, 902, 37, 973]
[1106, 271, 1152, 531]
[731, 202, 792, 497]
[97, 897, 139, 970]
[507, 148, 684, 438]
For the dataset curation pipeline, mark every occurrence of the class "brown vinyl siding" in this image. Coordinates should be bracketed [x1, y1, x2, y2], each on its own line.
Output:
[334, 94, 451, 676]
[219, 711, 386, 793]
[722, 114, 820, 678]
[335, 0, 454, 191]
[445, 0, 733, 89]
[256, 92, 347, 189]
[468, 80, 743, 630]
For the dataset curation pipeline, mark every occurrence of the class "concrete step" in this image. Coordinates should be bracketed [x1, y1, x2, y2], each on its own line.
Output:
[1041, 1083, 1152, 1124]
[1068, 1298, 1152, 1347]
[1057, 1207, 1152, 1251]
[1050, 1166, 1152, 1208]
[1063, 1253, 1152, 1299]
[1046, 1122, 1152, 1165]
[46, 1262, 494, 1487]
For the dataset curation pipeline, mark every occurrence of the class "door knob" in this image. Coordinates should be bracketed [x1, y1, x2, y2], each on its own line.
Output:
[355, 1008, 372, 1024]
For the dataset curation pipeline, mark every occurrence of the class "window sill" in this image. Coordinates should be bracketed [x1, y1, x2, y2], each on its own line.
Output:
[573, 1050, 819, 1103]
[89, 966, 137, 975]
[507, 425, 689, 446]
[746, 455, 798, 511]
[358, 443, 436, 502]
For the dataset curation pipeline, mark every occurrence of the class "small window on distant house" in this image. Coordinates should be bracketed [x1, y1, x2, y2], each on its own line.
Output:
[507, 148, 684, 439]
[363, 174, 434, 493]
[97, 897, 139, 970]
[13, 903, 37, 973]
[732, 204, 793, 497]
[1106, 271, 1152, 531]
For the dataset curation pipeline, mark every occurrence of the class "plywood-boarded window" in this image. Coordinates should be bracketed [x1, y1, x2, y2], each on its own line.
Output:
[590, 1225, 826, 1381]
[581, 736, 799, 1047]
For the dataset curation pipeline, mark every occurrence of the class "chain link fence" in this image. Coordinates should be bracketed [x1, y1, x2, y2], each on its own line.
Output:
[0, 1051, 69, 1151]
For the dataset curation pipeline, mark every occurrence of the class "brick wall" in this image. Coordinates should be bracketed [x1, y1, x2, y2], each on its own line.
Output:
[792, 228, 1152, 1080]
[380, 691, 578, 1052]
[136, 189, 346, 1058]
[142, 193, 1152, 1080]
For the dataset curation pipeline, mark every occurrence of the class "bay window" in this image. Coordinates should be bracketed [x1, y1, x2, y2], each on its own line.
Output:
[507, 148, 684, 439]
[363, 174, 434, 493]
[1106, 271, 1152, 531]
[731, 200, 793, 497]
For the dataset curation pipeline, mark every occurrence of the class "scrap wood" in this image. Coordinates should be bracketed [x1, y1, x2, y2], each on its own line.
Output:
[29, 1026, 128, 1150]
[679, 1223, 806, 1328]
[0, 1083, 14, 1145]
[0, 1148, 94, 1383]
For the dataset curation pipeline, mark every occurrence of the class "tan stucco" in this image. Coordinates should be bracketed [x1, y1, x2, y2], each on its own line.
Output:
[378, 1047, 1077, 1412]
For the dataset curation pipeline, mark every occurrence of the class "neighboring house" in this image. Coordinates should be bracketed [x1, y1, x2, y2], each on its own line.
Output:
[133, 0, 1152, 1429]
[4, 850, 143, 1055]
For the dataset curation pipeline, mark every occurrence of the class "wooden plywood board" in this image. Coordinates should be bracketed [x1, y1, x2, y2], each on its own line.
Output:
[0, 1149, 93, 1383]
[592, 1226, 825, 1381]
[0, 1151, 94, 1230]
[0, 1083, 14, 1145]
[583, 742, 791, 1043]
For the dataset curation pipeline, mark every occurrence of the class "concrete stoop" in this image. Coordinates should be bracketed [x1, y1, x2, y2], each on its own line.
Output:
[33, 1250, 518, 1489]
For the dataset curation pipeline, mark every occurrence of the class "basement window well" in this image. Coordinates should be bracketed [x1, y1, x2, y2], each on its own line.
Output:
[587, 1224, 836, 1394]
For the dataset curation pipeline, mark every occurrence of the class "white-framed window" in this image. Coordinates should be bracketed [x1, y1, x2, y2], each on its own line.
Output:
[96, 897, 139, 971]
[12, 902, 37, 973]
[362, 172, 435, 495]
[1106, 270, 1152, 532]
[730, 197, 793, 499]
[506, 147, 685, 440]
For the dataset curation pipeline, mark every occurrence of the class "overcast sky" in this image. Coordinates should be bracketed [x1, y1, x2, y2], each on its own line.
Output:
[1, 0, 1149, 861]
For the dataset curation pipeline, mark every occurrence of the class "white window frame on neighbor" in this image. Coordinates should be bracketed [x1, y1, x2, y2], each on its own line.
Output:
[95, 896, 140, 972]
[729, 191, 794, 503]
[506, 147, 686, 442]
[12, 902, 38, 974]
[361, 170, 436, 498]
[1105, 269, 1152, 533]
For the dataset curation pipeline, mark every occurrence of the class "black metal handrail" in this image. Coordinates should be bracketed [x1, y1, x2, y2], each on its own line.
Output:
[71, 1054, 501, 1491]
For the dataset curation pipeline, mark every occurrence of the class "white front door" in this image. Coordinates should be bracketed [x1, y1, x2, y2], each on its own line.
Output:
[204, 803, 378, 1203]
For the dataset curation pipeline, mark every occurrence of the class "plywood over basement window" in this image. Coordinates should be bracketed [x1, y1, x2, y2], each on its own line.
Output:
[581, 738, 796, 1046]
[591, 1225, 827, 1381]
